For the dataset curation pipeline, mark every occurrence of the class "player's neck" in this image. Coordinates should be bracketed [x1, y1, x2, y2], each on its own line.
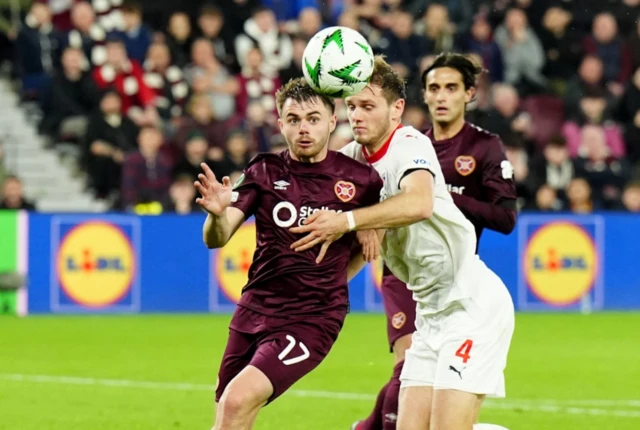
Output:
[366, 121, 401, 156]
[433, 117, 466, 141]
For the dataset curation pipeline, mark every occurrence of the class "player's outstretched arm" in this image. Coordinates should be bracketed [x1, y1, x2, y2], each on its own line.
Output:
[194, 163, 246, 248]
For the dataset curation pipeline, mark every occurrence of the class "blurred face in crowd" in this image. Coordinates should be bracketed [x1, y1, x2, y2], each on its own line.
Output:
[169, 12, 191, 41]
[298, 7, 322, 37]
[254, 9, 276, 33]
[191, 95, 214, 122]
[291, 37, 306, 66]
[390, 10, 413, 39]
[191, 39, 214, 67]
[31, 3, 51, 25]
[471, 17, 491, 42]
[581, 125, 608, 161]
[424, 4, 448, 35]
[424, 67, 473, 127]
[492, 84, 519, 118]
[346, 84, 404, 148]
[138, 128, 163, 154]
[147, 43, 171, 71]
[338, 11, 359, 30]
[622, 185, 640, 212]
[402, 105, 427, 130]
[544, 143, 569, 166]
[567, 178, 591, 204]
[579, 56, 603, 85]
[278, 96, 335, 162]
[543, 6, 571, 33]
[580, 96, 606, 123]
[246, 47, 263, 70]
[100, 92, 121, 114]
[123, 10, 142, 31]
[71, 2, 94, 32]
[199, 13, 223, 37]
[1, 177, 24, 206]
[62, 48, 84, 74]
[170, 178, 196, 205]
[593, 13, 618, 44]
[106, 42, 128, 66]
[536, 185, 557, 210]
[226, 134, 249, 157]
[185, 137, 208, 162]
[246, 101, 267, 124]
[633, 68, 640, 90]
[506, 8, 527, 32]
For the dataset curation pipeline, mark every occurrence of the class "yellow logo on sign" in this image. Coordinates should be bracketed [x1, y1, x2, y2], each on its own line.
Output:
[215, 223, 256, 303]
[524, 222, 598, 306]
[57, 222, 135, 307]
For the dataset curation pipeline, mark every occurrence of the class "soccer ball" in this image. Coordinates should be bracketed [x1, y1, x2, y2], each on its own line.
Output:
[302, 26, 374, 98]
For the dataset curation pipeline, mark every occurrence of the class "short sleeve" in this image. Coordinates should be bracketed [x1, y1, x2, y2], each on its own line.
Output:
[230, 162, 262, 218]
[481, 136, 517, 204]
[389, 133, 438, 189]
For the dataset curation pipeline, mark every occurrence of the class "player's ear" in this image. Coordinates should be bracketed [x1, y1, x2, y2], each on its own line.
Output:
[329, 114, 337, 133]
[465, 87, 475, 104]
[277, 117, 284, 134]
[392, 98, 405, 122]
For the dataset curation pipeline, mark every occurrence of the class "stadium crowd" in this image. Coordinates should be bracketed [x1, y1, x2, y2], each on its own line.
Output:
[0, 0, 639, 214]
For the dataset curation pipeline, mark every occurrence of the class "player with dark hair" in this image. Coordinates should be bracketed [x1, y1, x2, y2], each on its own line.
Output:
[195, 77, 384, 430]
[292, 55, 515, 430]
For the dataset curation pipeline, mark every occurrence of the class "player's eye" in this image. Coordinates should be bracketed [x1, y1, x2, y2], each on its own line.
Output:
[309, 117, 319, 123]
[347, 104, 355, 111]
[288, 118, 298, 124]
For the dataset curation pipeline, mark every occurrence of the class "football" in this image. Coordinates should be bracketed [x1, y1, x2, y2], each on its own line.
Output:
[302, 26, 374, 98]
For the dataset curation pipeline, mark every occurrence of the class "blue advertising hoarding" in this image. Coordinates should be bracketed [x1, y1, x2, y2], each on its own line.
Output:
[20, 212, 640, 314]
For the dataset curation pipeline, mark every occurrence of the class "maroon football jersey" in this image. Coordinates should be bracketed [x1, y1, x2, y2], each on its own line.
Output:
[230, 150, 383, 320]
[426, 122, 517, 241]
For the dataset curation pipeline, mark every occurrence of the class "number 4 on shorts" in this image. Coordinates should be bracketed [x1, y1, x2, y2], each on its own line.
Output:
[455, 339, 473, 364]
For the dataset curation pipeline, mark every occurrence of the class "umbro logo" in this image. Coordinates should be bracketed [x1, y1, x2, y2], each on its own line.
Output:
[274, 180, 290, 190]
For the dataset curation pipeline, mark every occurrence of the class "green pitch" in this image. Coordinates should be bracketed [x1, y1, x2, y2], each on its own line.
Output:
[1, 313, 639, 430]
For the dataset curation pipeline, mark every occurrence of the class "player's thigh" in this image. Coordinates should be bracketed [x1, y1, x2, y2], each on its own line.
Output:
[430, 389, 484, 430]
[399, 315, 438, 390]
[382, 273, 416, 360]
[215, 329, 256, 403]
[397, 385, 433, 430]
[250, 319, 342, 402]
[434, 289, 515, 400]
[218, 364, 274, 412]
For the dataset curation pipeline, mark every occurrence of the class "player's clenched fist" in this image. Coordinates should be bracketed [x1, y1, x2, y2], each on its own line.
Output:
[194, 162, 232, 215]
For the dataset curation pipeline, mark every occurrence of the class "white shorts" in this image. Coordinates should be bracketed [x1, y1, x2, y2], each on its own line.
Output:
[400, 264, 515, 398]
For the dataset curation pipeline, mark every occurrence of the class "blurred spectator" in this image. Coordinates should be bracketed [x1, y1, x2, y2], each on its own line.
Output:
[564, 55, 609, 120]
[196, 5, 237, 72]
[172, 134, 212, 181]
[279, 32, 306, 85]
[235, 46, 280, 120]
[173, 93, 232, 161]
[84, 91, 139, 199]
[93, 36, 159, 127]
[185, 38, 238, 121]
[376, 8, 428, 82]
[494, 8, 546, 95]
[583, 13, 632, 96]
[121, 126, 172, 209]
[621, 181, 640, 212]
[164, 12, 193, 68]
[539, 5, 582, 95]
[16, 2, 60, 101]
[417, 3, 456, 54]
[566, 177, 598, 213]
[402, 105, 429, 131]
[235, 6, 293, 74]
[531, 135, 575, 197]
[504, 137, 535, 209]
[406, 0, 473, 37]
[92, 0, 124, 32]
[214, 0, 260, 34]
[0, 175, 36, 210]
[616, 67, 640, 165]
[296, 7, 323, 38]
[524, 184, 563, 212]
[143, 42, 190, 122]
[336, 10, 362, 32]
[261, 0, 319, 23]
[66, 1, 107, 67]
[115, 2, 152, 65]
[40, 47, 100, 140]
[461, 16, 504, 84]
[211, 131, 252, 179]
[38, 0, 75, 32]
[477, 83, 535, 154]
[165, 174, 198, 214]
[574, 125, 630, 207]
[242, 100, 279, 153]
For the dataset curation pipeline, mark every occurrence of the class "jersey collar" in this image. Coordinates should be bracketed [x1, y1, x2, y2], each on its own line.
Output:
[362, 123, 403, 164]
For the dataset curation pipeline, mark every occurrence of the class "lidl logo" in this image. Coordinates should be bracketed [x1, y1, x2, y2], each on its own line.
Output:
[56, 221, 136, 307]
[524, 222, 598, 306]
[215, 223, 256, 303]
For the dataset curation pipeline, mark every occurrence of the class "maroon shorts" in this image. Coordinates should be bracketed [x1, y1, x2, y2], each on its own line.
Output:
[215, 306, 344, 404]
[381, 269, 416, 351]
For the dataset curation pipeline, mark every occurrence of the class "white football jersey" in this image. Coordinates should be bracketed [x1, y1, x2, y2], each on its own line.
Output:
[340, 125, 479, 314]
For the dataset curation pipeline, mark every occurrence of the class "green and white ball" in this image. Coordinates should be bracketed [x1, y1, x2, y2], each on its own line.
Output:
[302, 26, 374, 98]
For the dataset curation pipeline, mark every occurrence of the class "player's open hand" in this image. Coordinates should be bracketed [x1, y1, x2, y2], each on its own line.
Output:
[194, 163, 232, 216]
[289, 210, 349, 263]
[357, 230, 381, 262]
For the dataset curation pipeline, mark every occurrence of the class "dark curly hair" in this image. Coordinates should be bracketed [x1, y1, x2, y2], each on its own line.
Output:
[421, 52, 484, 90]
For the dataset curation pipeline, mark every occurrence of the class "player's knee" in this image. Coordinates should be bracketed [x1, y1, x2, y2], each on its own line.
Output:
[219, 386, 263, 417]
